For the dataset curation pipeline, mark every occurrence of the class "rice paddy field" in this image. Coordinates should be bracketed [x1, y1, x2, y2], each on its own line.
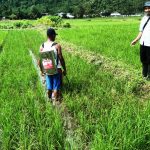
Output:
[1, 17, 150, 150]
[59, 18, 140, 69]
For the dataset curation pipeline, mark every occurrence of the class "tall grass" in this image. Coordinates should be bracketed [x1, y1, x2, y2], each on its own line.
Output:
[0, 31, 8, 53]
[0, 30, 65, 149]
[62, 51, 150, 149]
[24, 28, 150, 149]
[58, 18, 141, 69]
[1, 18, 150, 150]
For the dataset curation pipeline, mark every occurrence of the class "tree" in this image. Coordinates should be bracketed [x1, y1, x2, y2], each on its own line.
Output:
[9, 14, 17, 19]
[0, 0, 147, 19]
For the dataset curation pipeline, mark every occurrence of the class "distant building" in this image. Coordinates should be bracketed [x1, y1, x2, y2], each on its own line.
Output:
[130, 14, 142, 17]
[83, 15, 89, 18]
[57, 12, 66, 18]
[111, 12, 121, 17]
[66, 13, 75, 19]
[2, 17, 6, 20]
[57, 12, 75, 19]
[42, 13, 49, 16]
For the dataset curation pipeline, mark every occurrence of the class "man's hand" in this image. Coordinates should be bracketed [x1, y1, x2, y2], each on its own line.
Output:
[41, 71, 45, 76]
[131, 39, 138, 46]
[63, 70, 67, 76]
[131, 32, 142, 46]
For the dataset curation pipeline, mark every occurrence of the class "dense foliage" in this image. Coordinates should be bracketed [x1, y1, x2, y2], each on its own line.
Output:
[0, 0, 146, 19]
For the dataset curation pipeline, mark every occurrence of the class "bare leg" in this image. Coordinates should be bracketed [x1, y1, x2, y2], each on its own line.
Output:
[52, 90, 60, 105]
[52, 90, 58, 99]
[47, 90, 52, 99]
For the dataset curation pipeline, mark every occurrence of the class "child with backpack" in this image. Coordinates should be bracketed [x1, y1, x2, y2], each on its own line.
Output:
[38, 28, 66, 103]
[131, 1, 150, 79]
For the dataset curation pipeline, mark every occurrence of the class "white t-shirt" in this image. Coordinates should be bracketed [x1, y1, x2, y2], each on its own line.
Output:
[40, 41, 61, 68]
[139, 16, 150, 47]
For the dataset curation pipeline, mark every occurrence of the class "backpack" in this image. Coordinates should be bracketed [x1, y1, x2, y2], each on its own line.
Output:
[40, 42, 58, 75]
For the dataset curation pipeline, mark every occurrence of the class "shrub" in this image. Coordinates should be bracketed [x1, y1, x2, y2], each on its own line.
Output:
[14, 22, 23, 28]
[0, 24, 14, 29]
[63, 22, 71, 28]
[22, 21, 33, 28]
[9, 14, 17, 20]
[37, 15, 62, 27]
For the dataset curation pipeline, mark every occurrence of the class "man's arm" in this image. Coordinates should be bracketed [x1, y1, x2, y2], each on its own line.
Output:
[131, 32, 143, 46]
[131, 17, 144, 46]
[56, 44, 67, 75]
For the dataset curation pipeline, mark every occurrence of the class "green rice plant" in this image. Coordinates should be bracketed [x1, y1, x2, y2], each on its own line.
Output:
[0, 30, 65, 149]
[0, 31, 8, 45]
[60, 51, 150, 149]
[1, 18, 150, 150]
[0, 31, 8, 55]
[91, 101, 150, 150]
[58, 18, 141, 69]
[22, 30, 45, 56]
[30, 29, 150, 149]
[0, 20, 34, 29]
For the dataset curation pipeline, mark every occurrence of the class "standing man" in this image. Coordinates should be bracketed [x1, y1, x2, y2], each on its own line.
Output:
[38, 28, 66, 104]
[131, 1, 150, 79]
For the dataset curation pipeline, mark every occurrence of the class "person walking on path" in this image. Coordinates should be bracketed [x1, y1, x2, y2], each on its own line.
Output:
[131, 1, 150, 79]
[38, 28, 66, 104]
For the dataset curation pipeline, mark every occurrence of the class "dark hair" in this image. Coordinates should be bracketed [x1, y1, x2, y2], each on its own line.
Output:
[47, 28, 57, 38]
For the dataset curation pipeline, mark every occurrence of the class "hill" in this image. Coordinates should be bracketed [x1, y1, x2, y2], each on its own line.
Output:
[0, 0, 146, 19]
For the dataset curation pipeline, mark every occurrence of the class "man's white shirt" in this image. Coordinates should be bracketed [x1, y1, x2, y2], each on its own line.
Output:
[139, 15, 150, 47]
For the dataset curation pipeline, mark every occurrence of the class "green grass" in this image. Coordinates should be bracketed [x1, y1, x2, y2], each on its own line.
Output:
[29, 28, 150, 149]
[58, 18, 141, 69]
[0, 20, 34, 29]
[0, 30, 65, 149]
[62, 52, 150, 150]
[0, 31, 8, 46]
[63, 17, 140, 26]
[1, 18, 150, 150]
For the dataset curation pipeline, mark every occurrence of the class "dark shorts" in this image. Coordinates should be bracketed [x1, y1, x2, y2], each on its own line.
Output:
[140, 45, 150, 64]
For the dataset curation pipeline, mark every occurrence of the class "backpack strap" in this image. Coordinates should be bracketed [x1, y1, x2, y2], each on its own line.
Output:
[143, 17, 150, 31]
[42, 42, 57, 48]
[51, 42, 57, 47]
[51, 42, 59, 66]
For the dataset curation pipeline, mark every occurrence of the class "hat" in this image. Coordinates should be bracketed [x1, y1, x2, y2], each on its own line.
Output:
[47, 28, 58, 37]
[144, 1, 150, 8]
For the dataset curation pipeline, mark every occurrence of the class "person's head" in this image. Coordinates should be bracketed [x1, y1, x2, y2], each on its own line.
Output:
[47, 28, 57, 41]
[144, 1, 150, 16]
